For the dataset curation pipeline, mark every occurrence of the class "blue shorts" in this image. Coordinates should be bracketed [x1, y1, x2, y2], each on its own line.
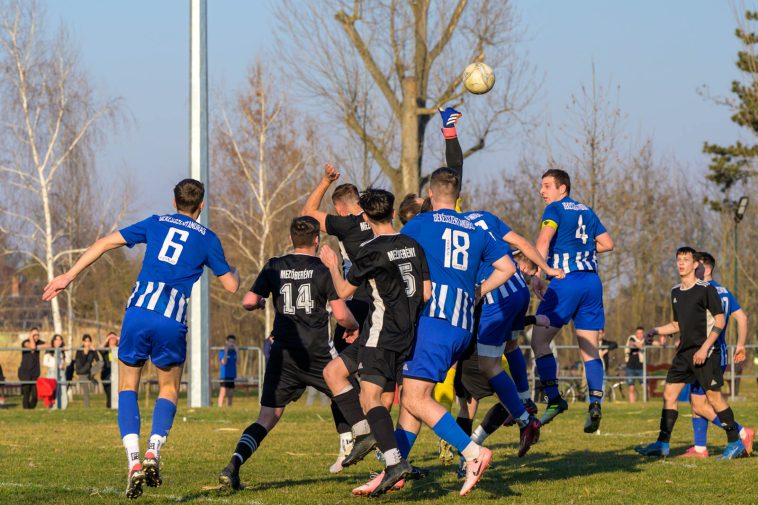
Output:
[625, 367, 643, 385]
[402, 316, 471, 383]
[477, 289, 529, 357]
[119, 306, 189, 368]
[536, 271, 604, 331]
[690, 364, 728, 395]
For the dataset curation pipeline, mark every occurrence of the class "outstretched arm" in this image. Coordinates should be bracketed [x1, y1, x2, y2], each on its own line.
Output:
[218, 267, 240, 293]
[301, 163, 340, 232]
[439, 107, 464, 201]
[478, 255, 517, 299]
[42, 232, 127, 301]
[504, 230, 564, 279]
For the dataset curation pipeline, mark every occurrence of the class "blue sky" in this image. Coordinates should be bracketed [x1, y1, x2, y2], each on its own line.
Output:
[43, 0, 745, 217]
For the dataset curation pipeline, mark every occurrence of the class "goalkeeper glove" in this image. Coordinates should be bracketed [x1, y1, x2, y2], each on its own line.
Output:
[439, 107, 462, 139]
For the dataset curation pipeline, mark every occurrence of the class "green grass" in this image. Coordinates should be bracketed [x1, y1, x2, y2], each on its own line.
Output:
[2, 387, 758, 505]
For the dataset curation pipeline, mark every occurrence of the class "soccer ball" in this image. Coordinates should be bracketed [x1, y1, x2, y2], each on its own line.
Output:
[463, 62, 495, 95]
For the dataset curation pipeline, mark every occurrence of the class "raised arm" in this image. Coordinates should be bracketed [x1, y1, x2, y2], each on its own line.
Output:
[301, 163, 340, 232]
[42, 231, 127, 301]
[319, 245, 358, 300]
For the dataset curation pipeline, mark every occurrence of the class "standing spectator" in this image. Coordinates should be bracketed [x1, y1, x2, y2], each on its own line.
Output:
[74, 334, 100, 408]
[42, 334, 68, 409]
[217, 335, 237, 407]
[625, 327, 646, 403]
[101, 332, 119, 408]
[18, 327, 48, 409]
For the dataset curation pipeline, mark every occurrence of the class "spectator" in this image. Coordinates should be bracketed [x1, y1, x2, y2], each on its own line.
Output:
[74, 334, 100, 408]
[625, 326, 646, 403]
[598, 329, 618, 372]
[101, 332, 118, 408]
[18, 327, 48, 409]
[217, 335, 238, 407]
[42, 334, 68, 409]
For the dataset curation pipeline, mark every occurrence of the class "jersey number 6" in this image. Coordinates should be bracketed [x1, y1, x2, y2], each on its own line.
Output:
[158, 227, 190, 265]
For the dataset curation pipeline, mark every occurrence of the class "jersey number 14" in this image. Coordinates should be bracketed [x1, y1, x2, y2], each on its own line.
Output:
[280, 283, 314, 314]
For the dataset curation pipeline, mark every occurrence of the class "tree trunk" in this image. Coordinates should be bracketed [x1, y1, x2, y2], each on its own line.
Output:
[400, 78, 420, 195]
[41, 179, 63, 335]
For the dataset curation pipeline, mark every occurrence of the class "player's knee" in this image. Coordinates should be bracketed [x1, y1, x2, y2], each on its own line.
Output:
[478, 356, 503, 379]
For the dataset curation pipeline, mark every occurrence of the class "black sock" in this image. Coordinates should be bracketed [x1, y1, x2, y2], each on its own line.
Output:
[716, 408, 739, 443]
[657, 409, 678, 443]
[481, 403, 510, 434]
[366, 407, 399, 459]
[456, 416, 473, 436]
[330, 400, 351, 435]
[230, 422, 268, 470]
[333, 388, 367, 427]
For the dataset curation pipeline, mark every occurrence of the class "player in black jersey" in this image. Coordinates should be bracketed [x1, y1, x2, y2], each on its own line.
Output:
[218, 217, 360, 491]
[635, 246, 748, 459]
[321, 188, 431, 496]
[302, 164, 392, 471]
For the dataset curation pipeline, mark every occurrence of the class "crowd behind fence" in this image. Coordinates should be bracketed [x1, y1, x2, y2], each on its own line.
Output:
[0, 343, 755, 408]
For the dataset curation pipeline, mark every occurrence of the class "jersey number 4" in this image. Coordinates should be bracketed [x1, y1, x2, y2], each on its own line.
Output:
[280, 283, 314, 314]
[442, 228, 469, 270]
[158, 227, 190, 265]
[575, 215, 589, 245]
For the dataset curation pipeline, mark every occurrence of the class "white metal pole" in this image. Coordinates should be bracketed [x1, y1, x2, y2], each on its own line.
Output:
[189, 0, 210, 408]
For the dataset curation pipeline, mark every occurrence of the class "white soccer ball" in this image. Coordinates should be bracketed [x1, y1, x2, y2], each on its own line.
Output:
[463, 62, 495, 95]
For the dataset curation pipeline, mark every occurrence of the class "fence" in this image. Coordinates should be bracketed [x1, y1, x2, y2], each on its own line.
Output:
[0, 345, 266, 408]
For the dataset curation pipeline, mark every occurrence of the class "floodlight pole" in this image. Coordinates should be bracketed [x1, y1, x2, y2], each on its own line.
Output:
[189, 0, 210, 408]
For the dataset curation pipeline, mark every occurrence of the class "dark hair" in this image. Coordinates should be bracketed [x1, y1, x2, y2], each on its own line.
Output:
[82, 334, 92, 343]
[46, 334, 64, 356]
[676, 246, 697, 258]
[331, 183, 359, 205]
[697, 251, 716, 270]
[226, 334, 236, 341]
[174, 179, 205, 213]
[635, 326, 645, 332]
[30, 327, 39, 333]
[429, 167, 461, 200]
[290, 216, 320, 248]
[542, 169, 571, 195]
[398, 193, 422, 225]
[420, 197, 433, 213]
[359, 188, 394, 223]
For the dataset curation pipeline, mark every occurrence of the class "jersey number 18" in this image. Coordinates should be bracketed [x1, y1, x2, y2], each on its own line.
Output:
[442, 228, 469, 271]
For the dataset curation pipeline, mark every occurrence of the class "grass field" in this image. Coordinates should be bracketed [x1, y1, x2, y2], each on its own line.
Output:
[2, 387, 758, 505]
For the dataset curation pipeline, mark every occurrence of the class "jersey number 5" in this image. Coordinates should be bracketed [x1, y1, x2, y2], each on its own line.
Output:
[442, 228, 469, 270]
[398, 262, 417, 297]
[280, 283, 314, 314]
[158, 227, 190, 265]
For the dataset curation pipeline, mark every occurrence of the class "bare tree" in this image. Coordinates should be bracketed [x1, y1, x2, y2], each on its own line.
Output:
[211, 63, 320, 341]
[0, 0, 122, 335]
[277, 0, 537, 196]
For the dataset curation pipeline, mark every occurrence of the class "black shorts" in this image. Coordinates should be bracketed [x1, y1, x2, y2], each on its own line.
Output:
[454, 338, 493, 401]
[333, 298, 371, 353]
[340, 342, 397, 393]
[220, 380, 235, 389]
[666, 348, 724, 391]
[357, 345, 410, 388]
[261, 343, 332, 408]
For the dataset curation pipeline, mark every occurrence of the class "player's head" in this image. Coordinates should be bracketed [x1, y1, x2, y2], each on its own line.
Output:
[331, 183, 360, 216]
[226, 334, 236, 343]
[428, 167, 460, 207]
[398, 193, 423, 224]
[513, 249, 537, 276]
[635, 326, 644, 339]
[540, 169, 570, 204]
[290, 216, 321, 251]
[675, 246, 698, 277]
[359, 188, 395, 224]
[696, 251, 716, 279]
[174, 179, 205, 215]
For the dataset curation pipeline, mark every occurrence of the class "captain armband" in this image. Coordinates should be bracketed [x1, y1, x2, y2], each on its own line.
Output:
[541, 219, 558, 230]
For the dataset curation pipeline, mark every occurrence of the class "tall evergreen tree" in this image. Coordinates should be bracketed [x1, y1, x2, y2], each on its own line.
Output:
[703, 10, 758, 209]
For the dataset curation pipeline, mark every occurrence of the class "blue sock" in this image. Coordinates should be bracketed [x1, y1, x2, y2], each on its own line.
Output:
[150, 398, 177, 438]
[394, 428, 417, 459]
[584, 359, 604, 403]
[505, 348, 530, 395]
[692, 416, 708, 447]
[536, 355, 559, 400]
[488, 371, 526, 419]
[432, 412, 473, 454]
[118, 390, 140, 438]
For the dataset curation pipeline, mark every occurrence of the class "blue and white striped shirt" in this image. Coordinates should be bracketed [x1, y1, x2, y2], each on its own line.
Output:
[126, 281, 188, 324]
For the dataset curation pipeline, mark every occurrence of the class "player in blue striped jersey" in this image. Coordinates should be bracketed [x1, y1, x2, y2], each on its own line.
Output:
[398, 167, 517, 496]
[531, 169, 614, 434]
[683, 252, 752, 458]
[462, 211, 564, 456]
[43, 179, 240, 499]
